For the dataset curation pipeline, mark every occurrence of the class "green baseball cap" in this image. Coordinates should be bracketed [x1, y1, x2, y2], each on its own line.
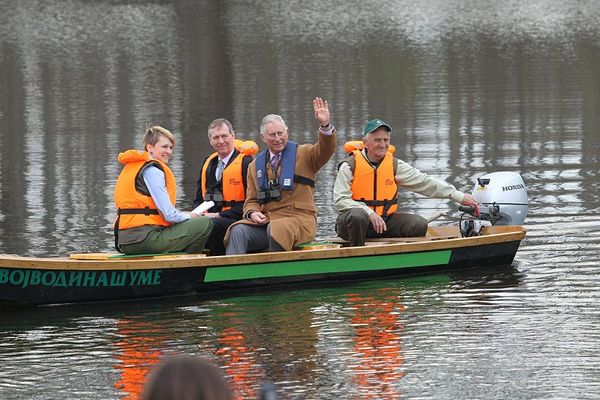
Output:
[363, 119, 392, 135]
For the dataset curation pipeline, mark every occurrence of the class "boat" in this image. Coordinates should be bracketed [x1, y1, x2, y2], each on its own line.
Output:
[0, 225, 525, 305]
[0, 171, 529, 306]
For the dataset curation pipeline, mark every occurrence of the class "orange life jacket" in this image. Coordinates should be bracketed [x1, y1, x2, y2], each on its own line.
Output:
[114, 149, 176, 229]
[349, 150, 398, 216]
[200, 152, 246, 211]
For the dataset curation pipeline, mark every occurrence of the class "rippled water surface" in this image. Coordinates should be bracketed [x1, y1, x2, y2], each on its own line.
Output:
[1, 0, 600, 399]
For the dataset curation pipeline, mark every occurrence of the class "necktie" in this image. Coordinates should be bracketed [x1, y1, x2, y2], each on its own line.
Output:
[271, 153, 280, 171]
[216, 159, 225, 181]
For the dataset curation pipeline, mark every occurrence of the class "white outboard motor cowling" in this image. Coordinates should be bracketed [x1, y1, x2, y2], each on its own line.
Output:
[472, 172, 528, 225]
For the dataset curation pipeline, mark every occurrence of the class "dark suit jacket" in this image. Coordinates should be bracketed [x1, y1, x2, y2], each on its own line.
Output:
[193, 149, 253, 220]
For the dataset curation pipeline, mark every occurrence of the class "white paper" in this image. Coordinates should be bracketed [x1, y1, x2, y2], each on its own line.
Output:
[191, 201, 215, 215]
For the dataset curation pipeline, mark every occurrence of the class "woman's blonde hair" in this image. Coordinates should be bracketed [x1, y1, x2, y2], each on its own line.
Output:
[142, 124, 175, 150]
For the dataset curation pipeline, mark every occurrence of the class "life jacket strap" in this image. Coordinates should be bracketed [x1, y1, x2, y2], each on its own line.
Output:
[221, 200, 244, 207]
[293, 175, 315, 188]
[205, 191, 244, 209]
[114, 207, 160, 252]
[117, 207, 160, 215]
[358, 196, 398, 217]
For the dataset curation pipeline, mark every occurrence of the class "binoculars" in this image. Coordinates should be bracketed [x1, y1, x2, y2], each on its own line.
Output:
[257, 179, 281, 203]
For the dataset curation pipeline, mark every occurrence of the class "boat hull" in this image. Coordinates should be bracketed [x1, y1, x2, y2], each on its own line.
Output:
[0, 226, 525, 305]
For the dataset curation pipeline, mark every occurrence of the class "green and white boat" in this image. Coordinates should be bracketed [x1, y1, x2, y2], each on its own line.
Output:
[0, 225, 525, 305]
[0, 171, 529, 306]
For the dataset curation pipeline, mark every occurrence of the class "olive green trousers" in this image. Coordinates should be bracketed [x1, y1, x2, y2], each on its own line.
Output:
[120, 217, 213, 255]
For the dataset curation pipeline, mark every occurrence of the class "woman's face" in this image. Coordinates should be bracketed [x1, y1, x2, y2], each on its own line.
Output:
[146, 135, 174, 164]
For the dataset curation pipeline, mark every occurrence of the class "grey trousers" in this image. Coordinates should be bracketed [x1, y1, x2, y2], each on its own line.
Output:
[335, 208, 428, 246]
[119, 217, 213, 255]
[225, 223, 284, 255]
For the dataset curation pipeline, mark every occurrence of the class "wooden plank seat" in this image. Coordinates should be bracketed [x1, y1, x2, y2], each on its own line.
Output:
[69, 252, 206, 260]
[322, 233, 460, 247]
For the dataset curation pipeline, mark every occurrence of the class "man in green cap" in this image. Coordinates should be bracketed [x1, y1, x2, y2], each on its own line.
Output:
[333, 119, 479, 246]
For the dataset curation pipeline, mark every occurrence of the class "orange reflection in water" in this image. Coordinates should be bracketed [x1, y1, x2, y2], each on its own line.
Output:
[347, 289, 405, 399]
[215, 326, 260, 400]
[113, 319, 167, 400]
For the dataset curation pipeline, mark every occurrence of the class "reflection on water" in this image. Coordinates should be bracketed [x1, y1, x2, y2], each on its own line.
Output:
[113, 319, 166, 400]
[347, 290, 404, 398]
[216, 327, 259, 400]
[1, 0, 600, 399]
[0, 276, 444, 399]
[0, 265, 595, 399]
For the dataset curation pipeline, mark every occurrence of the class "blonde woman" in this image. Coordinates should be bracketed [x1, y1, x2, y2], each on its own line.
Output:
[114, 125, 212, 254]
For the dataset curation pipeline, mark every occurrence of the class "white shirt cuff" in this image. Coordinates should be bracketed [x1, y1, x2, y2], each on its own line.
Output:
[318, 123, 335, 136]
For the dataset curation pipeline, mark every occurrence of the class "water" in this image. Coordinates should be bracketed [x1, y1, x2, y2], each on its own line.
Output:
[1, 0, 600, 398]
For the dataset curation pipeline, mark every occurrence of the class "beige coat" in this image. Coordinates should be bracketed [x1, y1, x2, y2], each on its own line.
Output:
[225, 130, 336, 251]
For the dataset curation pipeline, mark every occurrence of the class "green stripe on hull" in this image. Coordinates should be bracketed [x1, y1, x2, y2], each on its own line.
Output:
[204, 250, 451, 282]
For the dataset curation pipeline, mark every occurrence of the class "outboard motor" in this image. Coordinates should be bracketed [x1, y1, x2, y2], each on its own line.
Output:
[460, 172, 528, 237]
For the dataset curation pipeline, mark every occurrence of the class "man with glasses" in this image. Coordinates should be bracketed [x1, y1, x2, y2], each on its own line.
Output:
[225, 97, 336, 254]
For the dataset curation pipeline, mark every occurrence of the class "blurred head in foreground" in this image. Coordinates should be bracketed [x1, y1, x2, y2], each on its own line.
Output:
[142, 356, 232, 400]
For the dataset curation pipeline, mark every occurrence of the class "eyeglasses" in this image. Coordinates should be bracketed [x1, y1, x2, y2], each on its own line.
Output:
[264, 131, 286, 139]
